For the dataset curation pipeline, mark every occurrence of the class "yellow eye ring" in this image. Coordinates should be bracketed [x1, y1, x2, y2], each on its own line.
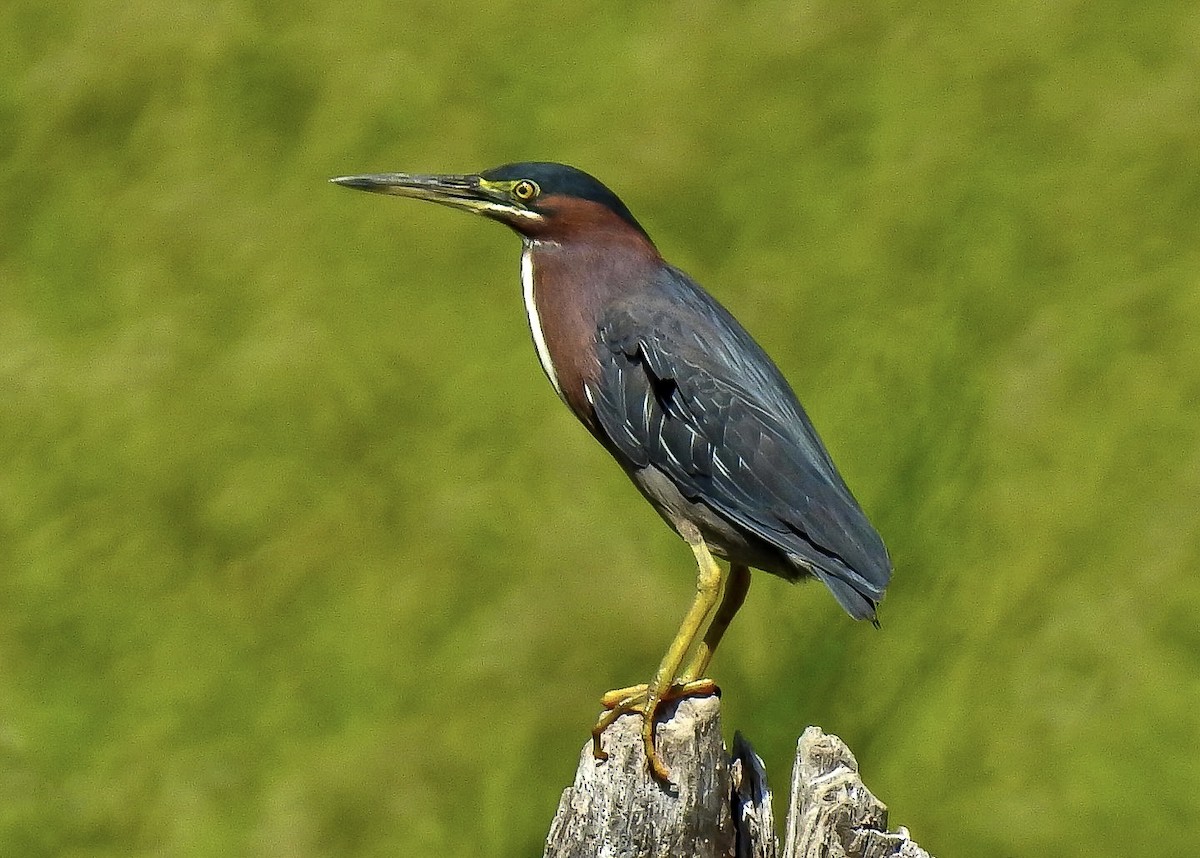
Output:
[513, 180, 540, 201]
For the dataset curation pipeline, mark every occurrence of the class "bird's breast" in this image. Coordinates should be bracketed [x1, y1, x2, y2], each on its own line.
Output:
[520, 243, 568, 405]
[519, 238, 657, 431]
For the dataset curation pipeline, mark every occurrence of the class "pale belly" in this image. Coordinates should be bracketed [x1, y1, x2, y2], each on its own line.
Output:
[629, 464, 805, 582]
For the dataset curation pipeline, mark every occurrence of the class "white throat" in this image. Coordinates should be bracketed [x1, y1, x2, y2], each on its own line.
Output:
[520, 241, 565, 402]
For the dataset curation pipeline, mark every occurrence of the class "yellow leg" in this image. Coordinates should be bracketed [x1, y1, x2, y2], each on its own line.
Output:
[590, 524, 725, 782]
[681, 563, 750, 682]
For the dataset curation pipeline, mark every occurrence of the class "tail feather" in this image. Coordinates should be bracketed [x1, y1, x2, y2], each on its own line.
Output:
[793, 557, 883, 623]
[816, 572, 878, 621]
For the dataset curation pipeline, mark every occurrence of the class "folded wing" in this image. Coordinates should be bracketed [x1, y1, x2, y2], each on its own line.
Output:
[588, 267, 891, 620]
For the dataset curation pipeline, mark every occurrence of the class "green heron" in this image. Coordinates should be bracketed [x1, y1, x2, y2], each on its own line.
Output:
[332, 162, 891, 781]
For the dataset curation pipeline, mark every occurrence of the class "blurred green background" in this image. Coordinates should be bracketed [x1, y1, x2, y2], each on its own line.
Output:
[3, 0, 1198, 855]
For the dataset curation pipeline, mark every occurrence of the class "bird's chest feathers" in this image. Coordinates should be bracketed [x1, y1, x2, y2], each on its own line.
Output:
[521, 245, 565, 401]
[521, 240, 648, 427]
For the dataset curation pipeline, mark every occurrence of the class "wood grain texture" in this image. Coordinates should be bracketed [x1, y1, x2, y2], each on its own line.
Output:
[543, 697, 933, 858]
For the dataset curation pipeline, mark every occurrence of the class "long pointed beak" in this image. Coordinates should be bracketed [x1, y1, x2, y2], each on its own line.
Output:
[330, 172, 479, 202]
[329, 172, 540, 223]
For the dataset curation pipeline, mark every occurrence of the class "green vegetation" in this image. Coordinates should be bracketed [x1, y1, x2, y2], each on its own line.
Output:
[3, 1, 1198, 855]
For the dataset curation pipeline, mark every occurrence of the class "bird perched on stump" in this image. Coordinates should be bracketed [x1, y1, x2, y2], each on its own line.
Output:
[331, 162, 892, 782]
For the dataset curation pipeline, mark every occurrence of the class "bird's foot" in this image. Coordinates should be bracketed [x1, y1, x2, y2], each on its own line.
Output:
[597, 679, 718, 709]
[589, 678, 719, 782]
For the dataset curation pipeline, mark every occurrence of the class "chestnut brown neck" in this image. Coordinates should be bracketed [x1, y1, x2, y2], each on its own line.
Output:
[518, 196, 661, 429]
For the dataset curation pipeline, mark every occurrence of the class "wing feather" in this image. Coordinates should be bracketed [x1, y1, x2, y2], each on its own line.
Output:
[589, 267, 891, 618]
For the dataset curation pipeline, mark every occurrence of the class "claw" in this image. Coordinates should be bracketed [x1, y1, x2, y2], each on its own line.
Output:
[590, 679, 720, 781]
[588, 539, 742, 783]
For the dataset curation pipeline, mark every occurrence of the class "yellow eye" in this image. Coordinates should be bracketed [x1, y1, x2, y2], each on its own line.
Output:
[513, 180, 540, 201]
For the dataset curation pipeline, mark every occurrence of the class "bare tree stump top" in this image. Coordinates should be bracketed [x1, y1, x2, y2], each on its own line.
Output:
[783, 726, 932, 858]
[543, 696, 933, 858]
[543, 696, 732, 858]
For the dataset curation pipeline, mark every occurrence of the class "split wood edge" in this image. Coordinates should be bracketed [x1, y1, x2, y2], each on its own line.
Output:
[543, 695, 933, 858]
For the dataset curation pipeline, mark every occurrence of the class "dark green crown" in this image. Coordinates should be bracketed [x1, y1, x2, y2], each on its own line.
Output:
[481, 162, 648, 238]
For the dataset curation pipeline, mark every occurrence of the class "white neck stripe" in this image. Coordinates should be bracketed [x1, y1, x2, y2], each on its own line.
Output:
[521, 242, 565, 402]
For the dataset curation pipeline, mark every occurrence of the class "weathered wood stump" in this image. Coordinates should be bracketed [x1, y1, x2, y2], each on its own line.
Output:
[543, 696, 932, 858]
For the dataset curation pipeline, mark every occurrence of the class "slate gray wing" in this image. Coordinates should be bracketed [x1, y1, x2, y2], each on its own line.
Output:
[588, 267, 891, 620]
